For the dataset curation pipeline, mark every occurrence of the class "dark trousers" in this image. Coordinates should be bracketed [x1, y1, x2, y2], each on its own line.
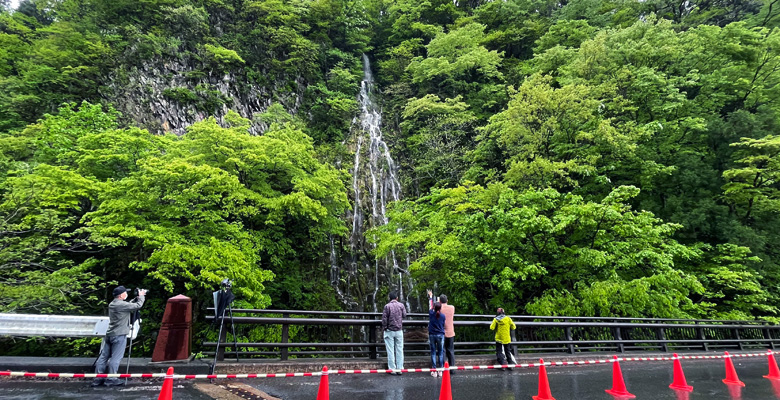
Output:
[444, 336, 455, 366]
[496, 342, 515, 365]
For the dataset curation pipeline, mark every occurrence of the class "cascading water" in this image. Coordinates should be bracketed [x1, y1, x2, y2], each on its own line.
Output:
[330, 54, 415, 312]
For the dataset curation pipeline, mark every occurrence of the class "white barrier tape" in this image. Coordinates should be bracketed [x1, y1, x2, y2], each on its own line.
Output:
[0, 371, 321, 379]
[0, 351, 772, 380]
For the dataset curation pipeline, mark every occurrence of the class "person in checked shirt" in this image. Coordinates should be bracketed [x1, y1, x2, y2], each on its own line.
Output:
[382, 290, 407, 374]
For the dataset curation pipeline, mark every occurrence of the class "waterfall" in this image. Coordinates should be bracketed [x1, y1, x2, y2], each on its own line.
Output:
[331, 54, 414, 312]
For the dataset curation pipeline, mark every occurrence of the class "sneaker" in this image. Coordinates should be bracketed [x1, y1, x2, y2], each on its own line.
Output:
[90, 380, 104, 387]
[105, 380, 125, 387]
[431, 371, 437, 377]
[395, 371, 403, 375]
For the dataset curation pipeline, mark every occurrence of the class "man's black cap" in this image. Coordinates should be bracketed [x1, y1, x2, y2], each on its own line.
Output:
[112, 286, 129, 297]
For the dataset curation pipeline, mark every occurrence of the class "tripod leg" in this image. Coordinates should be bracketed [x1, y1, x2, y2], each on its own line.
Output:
[212, 307, 228, 375]
[228, 306, 239, 362]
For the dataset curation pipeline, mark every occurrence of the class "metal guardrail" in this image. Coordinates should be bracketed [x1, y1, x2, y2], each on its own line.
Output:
[0, 313, 109, 337]
[203, 309, 780, 361]
[217, 309, 774, 324]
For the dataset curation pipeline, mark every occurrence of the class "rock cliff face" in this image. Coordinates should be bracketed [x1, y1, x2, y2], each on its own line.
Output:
[103, 57, 303, 135]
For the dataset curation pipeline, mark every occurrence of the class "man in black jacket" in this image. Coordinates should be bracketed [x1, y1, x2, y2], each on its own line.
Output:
[92, 286, 146, 387]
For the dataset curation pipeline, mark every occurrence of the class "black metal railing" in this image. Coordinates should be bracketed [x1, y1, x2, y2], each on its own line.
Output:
[203, 309, 780, 361]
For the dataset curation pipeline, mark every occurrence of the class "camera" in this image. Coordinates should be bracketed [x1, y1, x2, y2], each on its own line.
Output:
[220, 279, 232, 289]
[136, 288, 148, 295]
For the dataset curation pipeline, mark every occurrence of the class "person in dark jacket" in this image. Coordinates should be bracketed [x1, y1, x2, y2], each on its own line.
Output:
[92, 286, 146, 387]
[382, 290, 407, 374]
[427, 289, 446, 377]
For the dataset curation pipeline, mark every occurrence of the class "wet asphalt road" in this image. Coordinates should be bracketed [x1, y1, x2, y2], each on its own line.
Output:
[249, 358, 780, 400]
[0, 379, 212, 399]
[1, 358, 779, 399]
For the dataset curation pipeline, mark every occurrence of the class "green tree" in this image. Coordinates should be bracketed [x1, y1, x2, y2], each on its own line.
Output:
[373, 183, 703, 316]
[474, 75, 652, 195]
[305, 61, 360, 143]
[406, 22, 506, 114]
[0, 164, 102, 312]
[723, 135, 780, 222]
[400, 94, 477, 193]
[85, 112, 349, 306]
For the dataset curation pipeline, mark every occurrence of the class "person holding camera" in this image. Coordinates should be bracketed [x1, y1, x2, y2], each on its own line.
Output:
[426, 289, 445, 377]
[92, 286, 146, 387]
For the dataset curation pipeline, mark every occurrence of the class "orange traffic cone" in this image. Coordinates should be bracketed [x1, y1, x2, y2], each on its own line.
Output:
[439, 361, 452, 400]
[157, 367, 173, 400]
[764, 350, 780, 380]
[316, 366, 329, 400]
[532, 358, 556, 400]
[722, 352, 745, 386]
[605, 355, 636, 398]
[669, 353, 693, 391]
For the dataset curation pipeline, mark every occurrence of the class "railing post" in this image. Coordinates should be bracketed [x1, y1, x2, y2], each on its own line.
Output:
[735, 328, 744, 351]
[281, 313, 289, 361]
[614, 327, 625, 353]
[657, 327, 668, 352]
[565, 319, 575, 354]
[764, 328, 775, 350]
[369, 325, 377, 359]
[697, 322, 708, 351]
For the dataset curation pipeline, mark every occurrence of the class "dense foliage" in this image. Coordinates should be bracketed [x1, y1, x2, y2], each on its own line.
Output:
[1, 0, 780, 355]
[0, 102, 348, 354]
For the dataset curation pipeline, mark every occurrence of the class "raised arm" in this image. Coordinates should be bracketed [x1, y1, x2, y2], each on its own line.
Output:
[116, 294, 145, 311]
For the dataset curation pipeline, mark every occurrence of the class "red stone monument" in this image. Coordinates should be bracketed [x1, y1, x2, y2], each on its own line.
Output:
[152, 294, 192, 362]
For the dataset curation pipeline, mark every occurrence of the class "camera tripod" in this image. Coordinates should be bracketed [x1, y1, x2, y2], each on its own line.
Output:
[211, 281, 239, 374]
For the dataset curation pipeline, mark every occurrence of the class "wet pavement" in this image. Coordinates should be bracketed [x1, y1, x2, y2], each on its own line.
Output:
[0, 379, 212, 399]
[2, 358, 780, 399]
[248, 358, 780, 399]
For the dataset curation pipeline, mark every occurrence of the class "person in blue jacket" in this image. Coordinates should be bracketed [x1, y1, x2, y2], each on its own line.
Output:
[427, 289, 446, 377]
